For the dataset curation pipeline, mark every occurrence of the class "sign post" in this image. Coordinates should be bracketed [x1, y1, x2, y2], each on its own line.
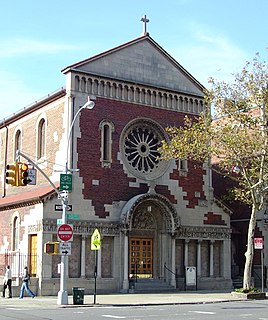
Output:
[254, 238, 264, 292]
[91, 228, 101, 304]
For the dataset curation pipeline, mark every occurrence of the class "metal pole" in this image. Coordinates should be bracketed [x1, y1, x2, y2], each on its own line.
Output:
[57, 197, 68, 305]
[261, 249, 264, 292]
[57, 98, 95, 305]
[93, 250, 97, 304]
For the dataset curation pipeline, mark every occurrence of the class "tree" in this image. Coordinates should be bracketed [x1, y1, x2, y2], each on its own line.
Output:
[159, 53, 268, 290]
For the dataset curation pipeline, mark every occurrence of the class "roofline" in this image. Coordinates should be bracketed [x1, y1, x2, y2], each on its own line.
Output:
[61, 35, 149, 74]
[0, 87, 66, 128]
[0, 184, 59, 211]
[61, 35, 206, 92]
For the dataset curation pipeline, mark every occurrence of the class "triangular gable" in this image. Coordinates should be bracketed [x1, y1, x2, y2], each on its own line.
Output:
[62, 35, 205, 97]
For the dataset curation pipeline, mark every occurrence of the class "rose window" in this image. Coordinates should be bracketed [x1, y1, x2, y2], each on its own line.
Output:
[120, 118, 170, 180]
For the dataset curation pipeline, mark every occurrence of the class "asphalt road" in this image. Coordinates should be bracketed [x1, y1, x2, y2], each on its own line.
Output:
[1, 300, 268, 320]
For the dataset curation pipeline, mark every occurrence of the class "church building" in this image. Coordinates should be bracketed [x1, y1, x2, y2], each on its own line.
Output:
[0, 22, 232, 295]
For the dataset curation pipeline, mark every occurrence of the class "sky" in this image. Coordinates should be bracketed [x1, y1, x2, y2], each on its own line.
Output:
[0, 0, 267, 120]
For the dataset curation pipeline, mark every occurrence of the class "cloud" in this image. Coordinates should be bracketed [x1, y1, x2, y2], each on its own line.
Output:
[170, 25, 250, 87]
[0, 70, 48, 120]
[0, 38, 78, 58]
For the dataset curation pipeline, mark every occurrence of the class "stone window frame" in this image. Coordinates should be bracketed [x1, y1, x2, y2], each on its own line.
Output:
[99, 119, 114, 168]
[13, 127, 22, 161]
[11, 213, 20, 251]
[119, 117, 170, 181]
[178, 159, 188, 177]
[36, 114, 47, 161]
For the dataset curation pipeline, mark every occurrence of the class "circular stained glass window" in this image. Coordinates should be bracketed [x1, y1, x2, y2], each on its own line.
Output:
[120, 118, 170, 180]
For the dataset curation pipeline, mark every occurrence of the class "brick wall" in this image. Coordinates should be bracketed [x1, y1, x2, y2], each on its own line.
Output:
[78, 97, 206, 219]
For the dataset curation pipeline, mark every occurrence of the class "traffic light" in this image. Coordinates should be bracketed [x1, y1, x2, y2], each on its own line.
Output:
[18, 162, 30, 186]
[44, 242, 59, 255]
[6, 163, 19, 186]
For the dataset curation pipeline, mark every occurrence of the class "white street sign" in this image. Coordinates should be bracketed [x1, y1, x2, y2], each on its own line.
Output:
[59, 242, 71, 255]
[28, 169, 37, 185]
[58, 190, 68, 199]
[254, 238, 263, 250]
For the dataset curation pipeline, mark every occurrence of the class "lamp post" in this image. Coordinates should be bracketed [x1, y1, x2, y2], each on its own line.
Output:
[57, 97, 95, 305]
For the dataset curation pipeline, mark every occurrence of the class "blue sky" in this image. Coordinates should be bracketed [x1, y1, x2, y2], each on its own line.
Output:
[0, 0, 267, 120]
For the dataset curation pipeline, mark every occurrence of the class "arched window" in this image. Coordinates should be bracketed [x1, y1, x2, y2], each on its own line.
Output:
[14, 129, 21, 161]
[37, 118, 46, 159]
[12, 216, 19, 251]
[99, 120, 114, 167]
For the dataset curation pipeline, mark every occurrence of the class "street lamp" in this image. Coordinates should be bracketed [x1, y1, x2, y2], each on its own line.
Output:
[57, 97, 95, 305]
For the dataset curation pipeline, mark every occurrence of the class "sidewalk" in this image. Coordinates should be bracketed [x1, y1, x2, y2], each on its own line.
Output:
[0, 290, 259, 309]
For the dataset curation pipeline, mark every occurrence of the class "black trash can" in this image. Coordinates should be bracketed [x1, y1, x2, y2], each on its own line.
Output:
[72, 287, 85, 305]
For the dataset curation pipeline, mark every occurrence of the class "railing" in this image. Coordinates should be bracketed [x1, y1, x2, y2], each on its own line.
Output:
[164, 263, 177, 281]
[2, 251, 37, 278]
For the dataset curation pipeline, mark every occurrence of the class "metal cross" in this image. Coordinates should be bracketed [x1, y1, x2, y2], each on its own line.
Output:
[140, 15, 149, 35]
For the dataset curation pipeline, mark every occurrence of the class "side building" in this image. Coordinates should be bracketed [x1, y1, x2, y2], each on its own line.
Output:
[0, 34, 232, 295]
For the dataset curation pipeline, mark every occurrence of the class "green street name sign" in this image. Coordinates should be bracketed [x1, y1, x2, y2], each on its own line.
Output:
[60, 174, 72, 191]
[57, 214, 80, 224]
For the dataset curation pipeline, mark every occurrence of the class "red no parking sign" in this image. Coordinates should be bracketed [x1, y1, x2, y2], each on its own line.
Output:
[57, 224, 73, 242]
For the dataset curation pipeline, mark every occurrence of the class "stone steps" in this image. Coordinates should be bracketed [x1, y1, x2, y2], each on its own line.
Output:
[129, 278, 176, 293]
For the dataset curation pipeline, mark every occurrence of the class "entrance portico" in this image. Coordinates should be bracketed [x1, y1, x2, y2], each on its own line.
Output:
[120, 193, 179, 291]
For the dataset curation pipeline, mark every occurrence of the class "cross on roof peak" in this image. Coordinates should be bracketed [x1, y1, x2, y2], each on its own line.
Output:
[140, 15, 150, 36]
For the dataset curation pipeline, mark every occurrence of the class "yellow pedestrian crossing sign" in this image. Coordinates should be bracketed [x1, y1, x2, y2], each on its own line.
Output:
[91, 228, 101, 250]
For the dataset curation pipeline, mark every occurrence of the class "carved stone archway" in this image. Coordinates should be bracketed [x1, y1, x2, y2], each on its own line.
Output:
[120, 193, 180, 234]
[121, 193, 180, 280]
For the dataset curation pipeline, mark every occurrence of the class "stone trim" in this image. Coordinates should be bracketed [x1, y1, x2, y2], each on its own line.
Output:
[73, 73, 205, 115]
[40, 219, 121, 236]
[177, 225, 231, 240]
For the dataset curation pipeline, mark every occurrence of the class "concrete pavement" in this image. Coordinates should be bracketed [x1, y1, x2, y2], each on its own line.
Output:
[0, 290, 264, 309]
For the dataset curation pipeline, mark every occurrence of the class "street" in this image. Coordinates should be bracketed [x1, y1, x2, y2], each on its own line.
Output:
[1, 300, 268, 320]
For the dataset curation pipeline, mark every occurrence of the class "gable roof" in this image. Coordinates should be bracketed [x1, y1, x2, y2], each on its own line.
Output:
[62, 35, 205, 97]
[0, 184, 59, 211]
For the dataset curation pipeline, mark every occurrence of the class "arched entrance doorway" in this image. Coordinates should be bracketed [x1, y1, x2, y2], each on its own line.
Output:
[121, 193, 180, 288]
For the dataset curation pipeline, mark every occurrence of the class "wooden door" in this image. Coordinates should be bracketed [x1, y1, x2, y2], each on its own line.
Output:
[29, 235, 37, 276]
[129, 238, 153, 278]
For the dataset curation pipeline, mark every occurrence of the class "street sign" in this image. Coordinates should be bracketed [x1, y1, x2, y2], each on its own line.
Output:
[58, 190, 68, 199]
[60, 174, 72, 191]
[28, 169, 37, 185]
[59, 242, 71, 255]
[254, 237, 263, 249]
[67, 214, 80, 219]
[57, 224, 73, 242]
[91, 228, 101, 250]
[55, 204, 72, 212]
[57, 214, 80, 224]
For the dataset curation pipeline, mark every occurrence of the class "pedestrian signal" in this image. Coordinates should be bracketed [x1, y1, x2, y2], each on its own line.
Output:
[6, 163, 19, 186]
[44, 242, 59, 255]
[18, 163, 30, 186]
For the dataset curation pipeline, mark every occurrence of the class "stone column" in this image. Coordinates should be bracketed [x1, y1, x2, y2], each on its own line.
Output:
[222, 239, 231, 278]
[122, 231, 129, 291]
[197, 240, 202, 277]
[171, 236, 176, 287]
[184, 239, 189, 267]
[210, 240, 215, 277]
[80, 235, 86, 278]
